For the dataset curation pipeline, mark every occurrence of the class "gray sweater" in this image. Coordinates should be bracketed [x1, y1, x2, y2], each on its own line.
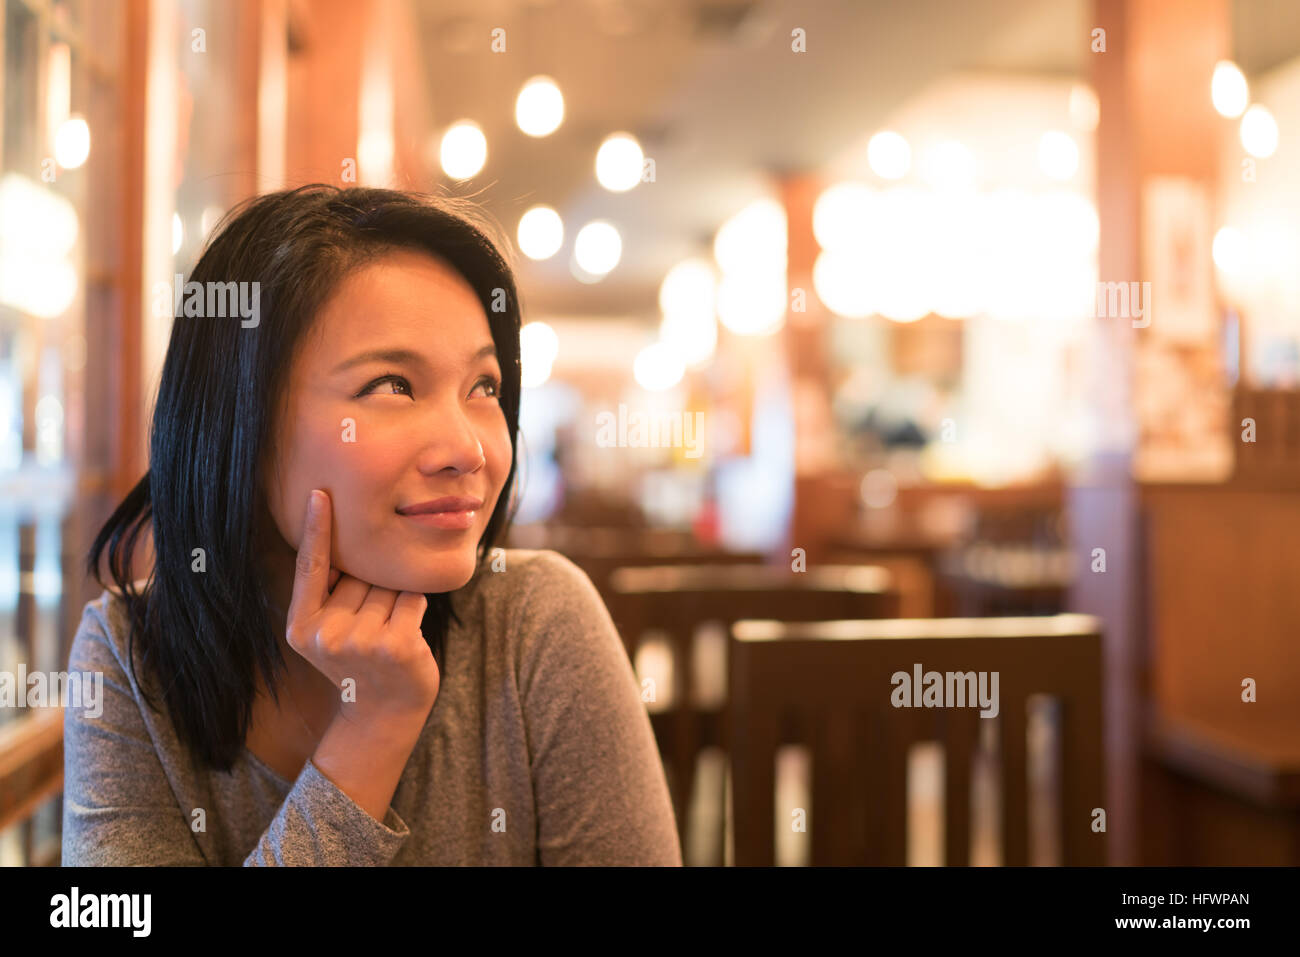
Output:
[61, 548, 681, 865]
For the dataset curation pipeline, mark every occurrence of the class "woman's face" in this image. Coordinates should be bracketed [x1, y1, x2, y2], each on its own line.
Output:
[262, 247, 512, 595]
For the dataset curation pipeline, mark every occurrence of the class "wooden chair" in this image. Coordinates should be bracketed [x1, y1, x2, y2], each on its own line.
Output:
[607, 563, 902, 863]
[1231, 387, 1300, 488]
[573, 549, 767, 609]
[729, 614, 1105, 865]
[504, 524, 768, 606]
[0, 709, 65, 865]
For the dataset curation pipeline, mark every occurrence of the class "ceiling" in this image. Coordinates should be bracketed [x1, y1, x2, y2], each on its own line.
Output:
[1234, 0, 1300, 75]
[409, 0, 1294, 325]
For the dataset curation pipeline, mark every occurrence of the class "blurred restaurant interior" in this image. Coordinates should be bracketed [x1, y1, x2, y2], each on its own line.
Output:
[1, 0, 1299, 867]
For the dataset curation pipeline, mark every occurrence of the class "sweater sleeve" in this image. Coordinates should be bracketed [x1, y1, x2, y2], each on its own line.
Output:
[241, 759, 410, 866]
[61, 598, 410, 866]
[515, 552, 682, 865]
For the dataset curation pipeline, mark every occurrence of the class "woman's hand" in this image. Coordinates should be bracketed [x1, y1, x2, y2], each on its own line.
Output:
[285, 488, 441, 724]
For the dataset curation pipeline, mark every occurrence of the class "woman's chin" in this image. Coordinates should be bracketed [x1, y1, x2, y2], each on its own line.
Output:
[354, 554, 477, 595]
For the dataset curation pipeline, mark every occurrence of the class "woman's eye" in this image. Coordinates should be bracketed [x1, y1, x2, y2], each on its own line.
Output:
[473, 376, 501, 399]
[358, 374, 413, 398]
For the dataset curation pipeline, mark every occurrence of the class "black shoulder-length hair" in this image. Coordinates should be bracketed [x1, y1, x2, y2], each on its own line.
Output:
[86, 185, 523, 773]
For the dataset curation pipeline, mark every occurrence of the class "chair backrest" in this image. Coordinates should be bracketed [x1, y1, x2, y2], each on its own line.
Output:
[608, 564, 901, 666]
[728, 615, 1105, 866]
[607, 563, 901, 856]
[574, 548, 769, 607]
[1232, 387, 1300, 487]
[505, 524, 770, 603]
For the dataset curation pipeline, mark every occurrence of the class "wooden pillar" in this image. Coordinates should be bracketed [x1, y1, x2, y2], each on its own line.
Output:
[284, 0, 368, 185]
[278, 0, 415, 189]
[113, 0, 149, 502]
[781, 171, 844, 562]
[1074, 0, 1231, 865]
[255, 0, 288, 191]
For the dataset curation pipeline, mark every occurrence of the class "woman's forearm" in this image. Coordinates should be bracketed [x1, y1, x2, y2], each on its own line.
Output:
[311, 707, 429, 824]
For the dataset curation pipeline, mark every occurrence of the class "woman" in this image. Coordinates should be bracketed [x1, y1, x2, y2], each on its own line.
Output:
[63, 185, 681, 866]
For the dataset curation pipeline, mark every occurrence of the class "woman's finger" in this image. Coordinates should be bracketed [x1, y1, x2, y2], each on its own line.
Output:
[324, 573, 371, 615]
[388, 591, 428, 633]
[286, 490, 332, 630]
[357, 585, 400, 627]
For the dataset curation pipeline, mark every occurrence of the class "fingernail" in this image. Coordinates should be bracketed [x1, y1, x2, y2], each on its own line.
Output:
[309, 489, 323, 515]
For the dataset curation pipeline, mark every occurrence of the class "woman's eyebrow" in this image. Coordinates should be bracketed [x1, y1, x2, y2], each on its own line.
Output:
[330, 343, 497, 375]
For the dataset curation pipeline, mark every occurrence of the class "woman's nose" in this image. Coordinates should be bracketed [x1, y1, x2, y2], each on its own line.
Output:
[417, 405, 486, 475]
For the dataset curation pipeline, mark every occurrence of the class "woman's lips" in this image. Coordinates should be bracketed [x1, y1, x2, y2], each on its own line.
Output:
[399, 508, 477, 530]
[398, 495, 482, 514]
[396, 495, 483, 530]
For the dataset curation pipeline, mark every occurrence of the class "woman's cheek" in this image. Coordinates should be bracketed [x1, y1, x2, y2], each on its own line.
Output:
[299, 416, 369, 564]
[483, 417, 512, 469]
[332, 442, 394, 520]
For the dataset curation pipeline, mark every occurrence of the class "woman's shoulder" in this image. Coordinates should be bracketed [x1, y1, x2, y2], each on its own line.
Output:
[460, 548, 610, 652]
[466, 547, 593, 601]
[69, 582, 144, 676]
